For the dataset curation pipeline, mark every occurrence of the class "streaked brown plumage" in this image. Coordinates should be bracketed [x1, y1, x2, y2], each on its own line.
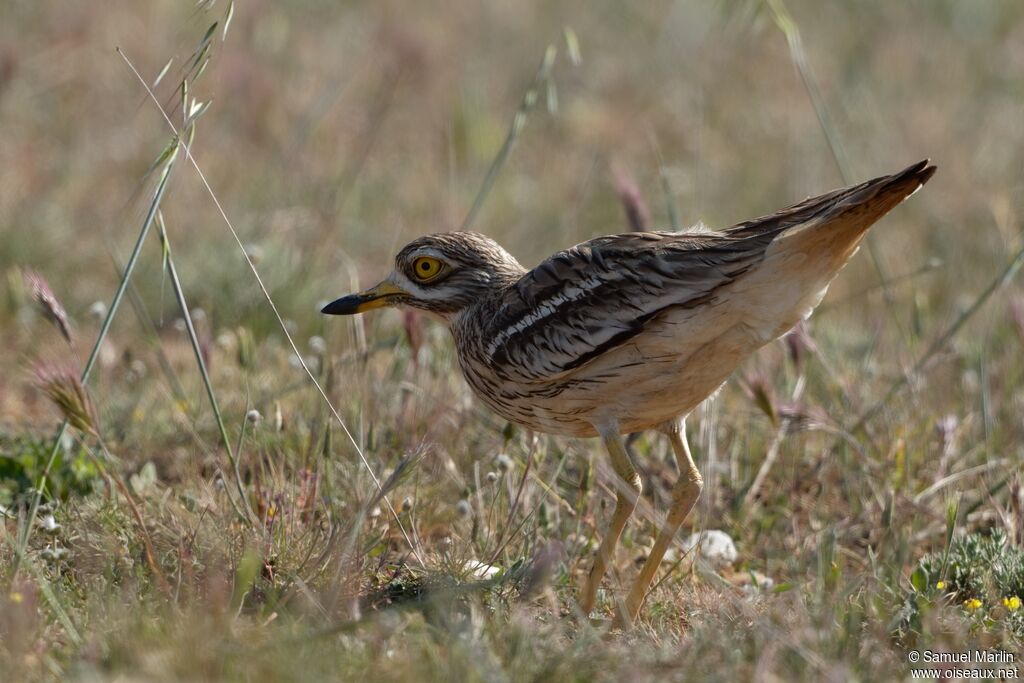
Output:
[323, 159, 936, 624]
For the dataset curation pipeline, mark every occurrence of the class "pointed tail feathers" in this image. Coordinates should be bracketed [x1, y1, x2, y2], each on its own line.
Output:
[814, 159, 936, 236]
[726, 159, 936, 241]
[726, 160, 936, 341]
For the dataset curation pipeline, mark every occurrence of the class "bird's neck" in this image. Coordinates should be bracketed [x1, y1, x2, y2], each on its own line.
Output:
[447, 273, 519, 337]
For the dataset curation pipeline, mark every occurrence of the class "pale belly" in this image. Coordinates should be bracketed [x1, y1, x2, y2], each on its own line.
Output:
[469, 307, 778, 438]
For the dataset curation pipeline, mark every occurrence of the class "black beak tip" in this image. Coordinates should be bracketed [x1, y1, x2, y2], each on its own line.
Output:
[321, 295, 358, 316]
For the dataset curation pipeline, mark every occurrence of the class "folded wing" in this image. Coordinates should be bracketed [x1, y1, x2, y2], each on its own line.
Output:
[483, 230, 778, 383]
[482, 160, 935, 385]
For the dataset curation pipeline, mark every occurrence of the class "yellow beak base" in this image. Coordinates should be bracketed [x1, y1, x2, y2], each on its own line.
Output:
[320, 281, 406, 315]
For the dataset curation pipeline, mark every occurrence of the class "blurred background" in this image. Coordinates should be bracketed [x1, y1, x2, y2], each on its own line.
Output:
[2, 1, 1024, 678]
[4, 0, 1024, 473]
[5, 0, 1021, 336]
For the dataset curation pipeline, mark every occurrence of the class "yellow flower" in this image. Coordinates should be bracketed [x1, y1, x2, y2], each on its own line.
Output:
[964, 598, 983, 611]
[935, 581, 946, 590]
[1003, 596, 1021, 612]
[9, 591, 23, 604]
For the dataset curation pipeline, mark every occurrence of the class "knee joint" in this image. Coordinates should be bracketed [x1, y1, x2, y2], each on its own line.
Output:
[675, 470, 703, 504]
[616, 473, 642, 507]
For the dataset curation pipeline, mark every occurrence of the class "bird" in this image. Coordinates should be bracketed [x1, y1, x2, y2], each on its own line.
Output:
[322, 159, 936, 625]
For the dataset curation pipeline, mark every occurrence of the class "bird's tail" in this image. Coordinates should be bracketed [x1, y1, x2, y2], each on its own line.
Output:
[725, 159, 937, 244]
[724, 160, 936, 342]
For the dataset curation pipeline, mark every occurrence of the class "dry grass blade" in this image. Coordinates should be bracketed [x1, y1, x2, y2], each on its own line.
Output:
[14, 153, 177, 574]
[849, 238, 1024, 434]
[460, 44, 561, 232]
[158, 212, 254, 525]
[31, 364, 174, 599]
[743, 375, 806, 506]
[0, 524, 82, 648]
[116, 48, 425, 567]
[764, 0, 906, 341]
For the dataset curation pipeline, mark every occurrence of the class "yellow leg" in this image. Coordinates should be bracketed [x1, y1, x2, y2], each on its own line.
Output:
[622, 418, 703, 624]
[578, 427, 642, 616]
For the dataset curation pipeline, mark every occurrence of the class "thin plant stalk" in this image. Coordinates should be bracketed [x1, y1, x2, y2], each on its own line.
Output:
[765, 0, 906, 341]
[106, 246, 191, 405]
[86, 434, 174, 600]
[118, 47, 425, 566]
[159, 214, 255, 526]
[850, 237, 1024, 434]
[15, 157, 176, 573]
[761, 0, 1023, 459]
[1, 524, 83, 647]
[460, 45, 557, 232]
[742, 374, 807, 506]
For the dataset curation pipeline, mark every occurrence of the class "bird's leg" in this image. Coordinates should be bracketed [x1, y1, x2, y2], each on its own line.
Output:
[622, 418, 703, 624]
[578, 427, 642, 616]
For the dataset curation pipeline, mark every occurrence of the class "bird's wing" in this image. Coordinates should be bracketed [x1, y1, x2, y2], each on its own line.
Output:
[482, 160, 936, 385]
[482, 230, 777, 383]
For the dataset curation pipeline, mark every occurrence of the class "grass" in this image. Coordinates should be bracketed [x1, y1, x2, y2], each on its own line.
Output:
[3, 0, 1024, 680]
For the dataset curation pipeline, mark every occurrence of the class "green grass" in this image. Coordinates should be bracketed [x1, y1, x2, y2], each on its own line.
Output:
[3, 0, 1024, 680]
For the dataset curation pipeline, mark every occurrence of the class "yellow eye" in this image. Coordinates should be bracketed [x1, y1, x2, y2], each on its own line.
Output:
[411, 256, 445, 281]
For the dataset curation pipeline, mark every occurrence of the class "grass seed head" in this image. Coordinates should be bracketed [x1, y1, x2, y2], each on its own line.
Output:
[32, 361, 100, 438]
[22, 268, 73, 344]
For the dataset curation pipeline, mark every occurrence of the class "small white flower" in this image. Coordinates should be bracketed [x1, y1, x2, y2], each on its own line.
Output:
[246, 409, 262, 425]
[495, 453, 513, 472]
[309, 335, 327, 354]
[455, 499, 472, 518]
[216, 332, 236, 350]
[88, 301, 108, 320]
[486, 471, 498, 483]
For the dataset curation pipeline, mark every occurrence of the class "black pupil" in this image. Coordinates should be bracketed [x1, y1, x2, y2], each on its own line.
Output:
[420, 262, 430, 271]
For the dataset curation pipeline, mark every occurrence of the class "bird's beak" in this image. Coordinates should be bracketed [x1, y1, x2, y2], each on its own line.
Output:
[320, 280, 407, 315]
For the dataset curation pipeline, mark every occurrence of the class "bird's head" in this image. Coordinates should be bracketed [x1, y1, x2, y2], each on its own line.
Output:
[321, 232, 525, 320]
